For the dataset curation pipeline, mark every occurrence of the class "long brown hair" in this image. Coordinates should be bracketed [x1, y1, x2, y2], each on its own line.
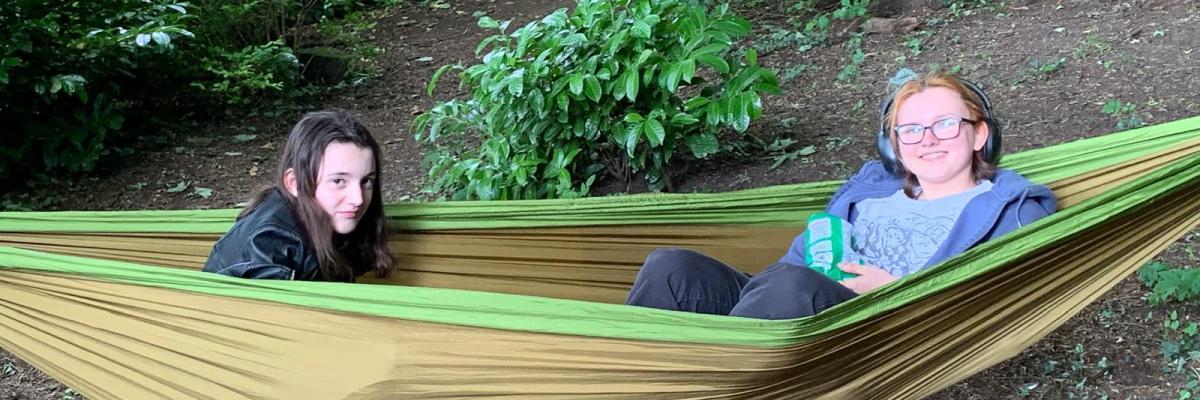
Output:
[241, 110, 392, 281]
[884, 73, 997, 198]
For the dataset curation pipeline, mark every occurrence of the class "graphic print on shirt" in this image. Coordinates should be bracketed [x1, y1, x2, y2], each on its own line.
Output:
[852, 212, 955, 277]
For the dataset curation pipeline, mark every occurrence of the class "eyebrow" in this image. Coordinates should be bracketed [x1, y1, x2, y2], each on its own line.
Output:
[324, 172, 376, 178]
[898, 113, 961, 124]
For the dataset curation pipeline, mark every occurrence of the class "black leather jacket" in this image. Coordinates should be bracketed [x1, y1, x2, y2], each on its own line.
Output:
[202, 189, 322, 280]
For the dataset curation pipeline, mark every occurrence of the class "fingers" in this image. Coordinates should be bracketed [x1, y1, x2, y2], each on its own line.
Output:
[840, 277, 867, 294]
[838, 262, 874, 274]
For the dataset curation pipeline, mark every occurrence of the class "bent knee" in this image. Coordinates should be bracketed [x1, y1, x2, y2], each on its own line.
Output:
[641, 248, 718, 276]
[752, 262, 830, 290]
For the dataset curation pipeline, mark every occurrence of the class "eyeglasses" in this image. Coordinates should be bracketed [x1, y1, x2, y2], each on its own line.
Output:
[893, 117, 977, 145]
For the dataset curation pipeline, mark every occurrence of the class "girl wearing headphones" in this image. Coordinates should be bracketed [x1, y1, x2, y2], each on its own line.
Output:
[625, 73, 1057, 319]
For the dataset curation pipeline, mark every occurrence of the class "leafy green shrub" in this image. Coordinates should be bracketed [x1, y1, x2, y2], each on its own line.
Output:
[0, 0, 395, 181]
[415, 0, 780, 200]
[190, 40, 301, 106]
[1138, 261, 1200, 304]
[1138, 261, 1200, 399]
[0, 0, 194, 177]
[186, 1, 389, 98]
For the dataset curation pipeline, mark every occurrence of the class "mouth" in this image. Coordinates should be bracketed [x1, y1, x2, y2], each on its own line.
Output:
[336, 211, 359, 219]
[919, 151, 948, 160]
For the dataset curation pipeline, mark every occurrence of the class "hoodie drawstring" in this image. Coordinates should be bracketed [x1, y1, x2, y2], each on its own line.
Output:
[1015, 187, 1031, 228]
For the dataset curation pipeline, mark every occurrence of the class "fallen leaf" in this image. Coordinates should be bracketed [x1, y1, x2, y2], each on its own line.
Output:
[166, 180, 188, 193]
[193, 187, 214, 199]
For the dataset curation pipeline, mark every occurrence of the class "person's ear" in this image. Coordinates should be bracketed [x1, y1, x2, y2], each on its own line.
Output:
[283, 168, 299, 197]
[973, 120, 990, 152]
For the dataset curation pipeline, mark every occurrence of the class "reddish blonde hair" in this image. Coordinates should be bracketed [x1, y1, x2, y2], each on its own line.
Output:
[884, 73, 996, 198]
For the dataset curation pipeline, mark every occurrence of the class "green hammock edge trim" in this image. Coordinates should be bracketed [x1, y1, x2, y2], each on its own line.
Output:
[0, 115, 1198, 233]
[2, 151, 1198, 348]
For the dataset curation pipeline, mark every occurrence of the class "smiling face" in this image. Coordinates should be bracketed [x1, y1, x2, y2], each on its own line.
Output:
[312, 141, 376, 235]
[892, 86, 989, 192]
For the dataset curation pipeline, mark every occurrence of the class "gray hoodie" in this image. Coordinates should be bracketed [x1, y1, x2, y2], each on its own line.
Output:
[779, 160, 1057, 272]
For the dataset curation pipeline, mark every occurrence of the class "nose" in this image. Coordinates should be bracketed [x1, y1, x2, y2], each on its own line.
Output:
[919, 127, 941, 146]
[346, 185, 364, 207]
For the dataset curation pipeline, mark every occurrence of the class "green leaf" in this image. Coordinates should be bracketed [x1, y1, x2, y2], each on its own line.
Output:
[632, 20, 652, 39]
[427, 64, 455, 96]
[558, 169, 571, 186]
[475, 35, 503, 55]
[515, 166, 529, 186]
[732, 95, 751, 132]
[624, 123, 641, 157]
[557, 94, 569, 114]
[670, 113, 700, 125]
[583, 75, 601, 102]
[106, 115, 124, 130]
[636, 49, 655, 66]
[664, 63, 681, 93]
[747, 92, 764, 120]
[1101, 99, 1121, 115]
[193, 187, 214, 199]
[705, 101, 722, 125]
[746, 48, 758, 65]
[691, 43, 727, 56]
[624, 113, 645, 123]
[612, 73, 626, 101]
[165, 181, 188, 193]
[680, 59, 696, 83]
[643, 118, 666, 147]
[569, 73, 583, 96]
[478, 16, 500, 29]
[232, 134, 256, 143]
[712, 19, 750, 37]
[151, 32, 171, 46]
[530, 90, 546, 116]
[642, 64, 657, 85]
[695, 54, 729, 74]
[624, 71, 639, 101]
[685, 133, 718, 158]
[507, 69, 525, 96]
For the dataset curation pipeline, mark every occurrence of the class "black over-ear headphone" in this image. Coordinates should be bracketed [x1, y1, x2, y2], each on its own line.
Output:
[876, 78, 1002, 176]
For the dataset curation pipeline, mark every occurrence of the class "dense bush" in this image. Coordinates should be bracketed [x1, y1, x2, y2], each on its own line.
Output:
[0, 0, 194, 178]
[415, 0, 780, 200]
[0, 0, 393, 182]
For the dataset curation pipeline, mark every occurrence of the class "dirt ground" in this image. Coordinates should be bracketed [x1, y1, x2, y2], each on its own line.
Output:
[4, 0, 1200, 398]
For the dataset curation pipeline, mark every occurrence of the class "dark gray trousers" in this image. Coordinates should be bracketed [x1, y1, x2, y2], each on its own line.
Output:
[625, 248, 857, 319]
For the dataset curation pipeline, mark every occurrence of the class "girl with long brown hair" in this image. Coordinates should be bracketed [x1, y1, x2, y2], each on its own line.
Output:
[203, 110, 392, 282]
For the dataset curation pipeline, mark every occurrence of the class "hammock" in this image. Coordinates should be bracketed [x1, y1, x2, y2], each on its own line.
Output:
[1, 116, 1199, 399]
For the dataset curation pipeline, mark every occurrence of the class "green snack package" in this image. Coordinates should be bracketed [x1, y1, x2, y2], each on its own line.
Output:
[803, 212, 865, 281]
